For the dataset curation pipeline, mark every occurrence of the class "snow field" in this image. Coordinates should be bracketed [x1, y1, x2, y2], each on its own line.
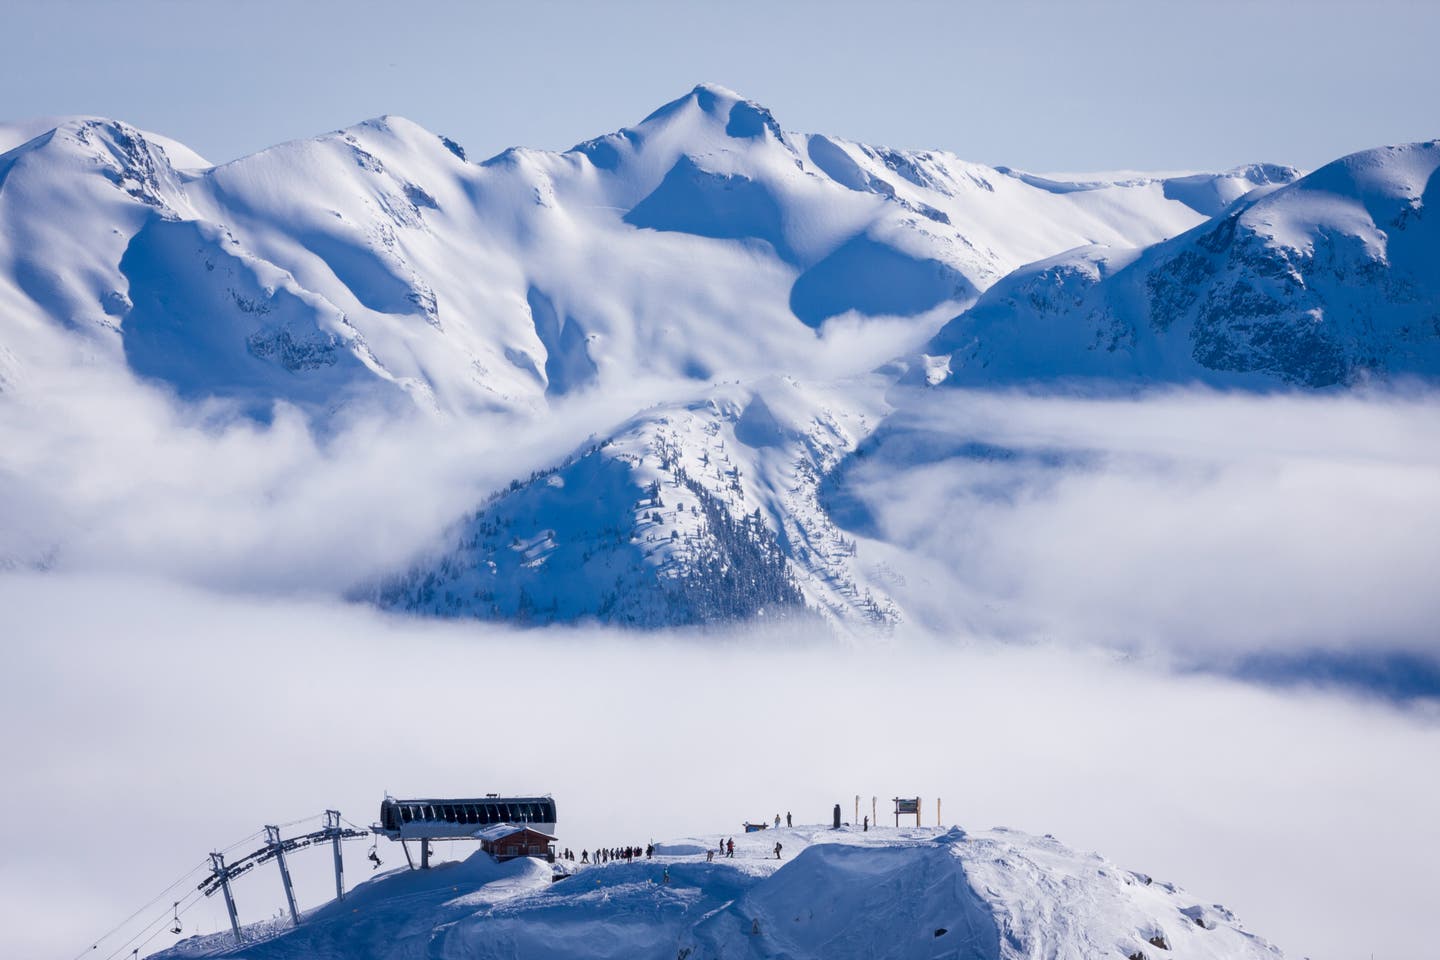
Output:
[152, 825, 1284, 960]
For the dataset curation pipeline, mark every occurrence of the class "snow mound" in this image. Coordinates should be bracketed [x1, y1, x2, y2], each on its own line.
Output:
[150, 826, 1285, 960]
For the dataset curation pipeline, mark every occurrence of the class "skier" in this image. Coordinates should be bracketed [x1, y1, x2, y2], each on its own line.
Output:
[774, 841, 783, 860]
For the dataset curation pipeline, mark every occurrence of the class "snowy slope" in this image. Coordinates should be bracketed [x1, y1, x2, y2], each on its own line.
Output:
[150, 825, 1285, 960]
[926, 141, 1440, 388]
[0, 85, 1276, 417]
[4, 87, 1432, 631]
[369, 376, 900, 627]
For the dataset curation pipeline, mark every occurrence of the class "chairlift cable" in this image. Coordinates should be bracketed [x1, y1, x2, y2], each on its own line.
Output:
[114, 890, 207, 960]
[70, 860, 209, 960]
[219, 828, 266, 854]
[83, 813, 363, 960]
[274, 811, 325, 830]
[97, 888, 205, 960]
[90, 821, 273, 960]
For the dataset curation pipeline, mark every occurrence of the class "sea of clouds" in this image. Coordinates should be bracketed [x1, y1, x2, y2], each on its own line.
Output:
[835, 385, 1440, 666]
[3, 575, 1437, 960]
[3, 365, 1439, 960]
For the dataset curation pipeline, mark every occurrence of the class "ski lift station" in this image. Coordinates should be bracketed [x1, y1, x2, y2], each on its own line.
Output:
[374, 794, 558, 868]
[169, 795, 559, 945]
[375, 794, 558, 837]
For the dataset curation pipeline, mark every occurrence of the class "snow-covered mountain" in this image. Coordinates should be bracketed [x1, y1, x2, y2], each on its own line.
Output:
[1, 85, 1433, 631]
[0, 84, 1280, 416]
[368, 376, 900, 626]
[151, 825, 1286, 960]
[925, 141, 1440, 388]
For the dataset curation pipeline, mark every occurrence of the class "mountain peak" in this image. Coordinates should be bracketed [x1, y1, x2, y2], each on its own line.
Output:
[567, 82, 795, 178]
[690, 80, 748, 103]
[630, 82, 787, 143]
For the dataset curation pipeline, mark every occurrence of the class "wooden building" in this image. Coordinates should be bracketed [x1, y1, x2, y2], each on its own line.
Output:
[475, 823, 557, 862]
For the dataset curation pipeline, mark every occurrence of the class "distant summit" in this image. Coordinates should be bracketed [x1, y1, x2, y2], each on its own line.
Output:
[0, 88, 1433, 628]
[928, 140, 1440, 388]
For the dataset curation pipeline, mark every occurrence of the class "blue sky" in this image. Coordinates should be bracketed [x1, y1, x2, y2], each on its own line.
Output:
[3, 0, 1438, 173]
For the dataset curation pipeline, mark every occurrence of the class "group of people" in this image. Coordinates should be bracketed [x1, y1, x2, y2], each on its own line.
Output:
[703, 835, 784, 860]
[706, 837, 737, 862]
[574, 843, 654, 865]
[571, 811, 799, 869]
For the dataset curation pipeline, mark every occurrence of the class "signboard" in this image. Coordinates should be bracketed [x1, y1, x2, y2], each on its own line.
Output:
[894, 798, 919, 815]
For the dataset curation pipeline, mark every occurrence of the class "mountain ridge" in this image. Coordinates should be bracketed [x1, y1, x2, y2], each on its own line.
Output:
[0, 85, 1286, 418]
[925, 139, 1440, 389]
[0, 87, 1433, 630]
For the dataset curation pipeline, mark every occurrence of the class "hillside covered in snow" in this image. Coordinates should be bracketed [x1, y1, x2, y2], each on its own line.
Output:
[0, 83, 1293, 415]
[0, 85, 1436, 631]
[925, 141, 1440, 388]
[150, 825, 1285, 960]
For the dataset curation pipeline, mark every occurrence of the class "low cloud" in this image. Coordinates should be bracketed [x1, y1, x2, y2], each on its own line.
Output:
[837, 386, 1440, 662]
[4, 363, 1438, 680]
[1, 575, 1435, 960]
[0, 362, 686, 594]
[5, 364, 1439, 674]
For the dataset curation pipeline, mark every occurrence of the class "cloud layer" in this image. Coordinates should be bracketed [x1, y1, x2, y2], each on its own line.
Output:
[2, 574, 1436, 960]
[834, 386, 1440, 662]
[0, 362, 686, 593]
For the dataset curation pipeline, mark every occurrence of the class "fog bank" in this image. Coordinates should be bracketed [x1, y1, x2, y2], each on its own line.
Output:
[2, 574, 1436, 960]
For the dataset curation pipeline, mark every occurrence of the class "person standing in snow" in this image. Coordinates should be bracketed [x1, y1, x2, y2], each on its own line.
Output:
[581, 849, 589, 864]
[785, 811, 792, 827]
[863, 815, 868, 832]
[726, 838, 734, 858]
[774, 813, 781, 828]
[774, 841, 783, 860]
[706, 848, 715, 862]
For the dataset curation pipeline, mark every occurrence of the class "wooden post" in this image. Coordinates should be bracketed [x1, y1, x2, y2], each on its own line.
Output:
[854, 795, 859, 825]
[937, 798, 942, 827]
[918, 798, 922, 828]
[871, 797, 876, 830]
